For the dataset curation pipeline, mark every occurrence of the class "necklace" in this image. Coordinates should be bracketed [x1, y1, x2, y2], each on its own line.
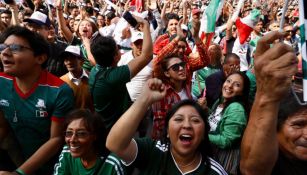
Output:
[176, 153, 200, 168]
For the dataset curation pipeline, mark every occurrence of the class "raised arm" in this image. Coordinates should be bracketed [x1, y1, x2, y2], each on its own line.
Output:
[161, 0, 169, 27]
[127, 15, 153, 78]
[56, 0, 74, 43]
[106, 78, 166, 163]
[182, 0, 189, 25]
[188, 17, 210, 71]
[240, 31, 298, 175]
[8, 3, 19, 26]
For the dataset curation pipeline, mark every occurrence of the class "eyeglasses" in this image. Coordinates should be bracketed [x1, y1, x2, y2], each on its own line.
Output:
[167, 62, 186, 72]
[0, 43, 32, 53]
[64, 130, 91, 139]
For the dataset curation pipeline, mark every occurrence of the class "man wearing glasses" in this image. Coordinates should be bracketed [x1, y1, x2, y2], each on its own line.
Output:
[0, 26, 74, 175]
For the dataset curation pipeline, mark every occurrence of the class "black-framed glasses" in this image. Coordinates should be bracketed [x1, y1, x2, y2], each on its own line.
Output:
[167, 62, 186, 72]
[0, 43, 32, 53]
[64, 130, 91, 139]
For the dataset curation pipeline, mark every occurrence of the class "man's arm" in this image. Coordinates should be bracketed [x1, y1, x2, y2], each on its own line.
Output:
[17, 121, 64, 175]
[127, 16, 153, 78]
[240, 31, 298, 175]
[0, 110, 8, 142]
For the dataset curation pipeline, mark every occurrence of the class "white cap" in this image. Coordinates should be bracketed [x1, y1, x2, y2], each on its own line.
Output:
[60, 45, 84, 59]
[24, 11, 51, 27]
[181, 24, 188, 31]
[131, 32, 143, 43]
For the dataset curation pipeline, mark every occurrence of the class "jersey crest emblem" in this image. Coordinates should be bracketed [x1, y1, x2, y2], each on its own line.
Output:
[35, 99, 48, 117]
[0, 99, 9, 107]
[155, 140, 169, 152]
[35, 99, 46, 109]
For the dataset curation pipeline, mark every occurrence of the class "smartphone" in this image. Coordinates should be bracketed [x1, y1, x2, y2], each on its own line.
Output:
[123, 11, 138, 28]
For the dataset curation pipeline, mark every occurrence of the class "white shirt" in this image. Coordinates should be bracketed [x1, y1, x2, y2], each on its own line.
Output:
[178, 88, 189, 100]
[208, 105, 223, 132]
[99, 23, 116, 37]
[232, 38, 250, 72]
[117, 51, 152, 101]
[68, 69, 89, 86]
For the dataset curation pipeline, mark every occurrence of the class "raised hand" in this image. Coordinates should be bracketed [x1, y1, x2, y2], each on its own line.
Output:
[254, 31, 298, 102]
[191, 17, 200, 39]
[141, 78, 167, 104]
[176, 19, 185, 39]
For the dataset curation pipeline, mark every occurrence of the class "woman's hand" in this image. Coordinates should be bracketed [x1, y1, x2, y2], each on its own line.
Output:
[141, 78, 166, 104]
[55, 0, 62, 9]
[191, 17, 200, 39]
[176, 19, 185, 39]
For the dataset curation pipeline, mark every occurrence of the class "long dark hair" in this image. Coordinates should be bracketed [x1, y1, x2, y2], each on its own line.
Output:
[221, 71, 250, 115]
[64, 109, 109, 157]
[159, 100, 212, 174]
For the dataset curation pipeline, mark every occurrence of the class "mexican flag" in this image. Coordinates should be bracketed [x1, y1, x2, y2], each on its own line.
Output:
[298, 0, 307, 101]
[200, 0, 225, 48]
[235, 9, 261, 44]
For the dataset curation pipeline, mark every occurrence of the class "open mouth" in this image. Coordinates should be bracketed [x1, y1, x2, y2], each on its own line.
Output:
[2, 59, 14, 66]
[179, 134, 192, 144]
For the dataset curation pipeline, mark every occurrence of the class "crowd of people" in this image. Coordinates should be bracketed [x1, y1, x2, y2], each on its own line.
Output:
[0, 0, 305, 175]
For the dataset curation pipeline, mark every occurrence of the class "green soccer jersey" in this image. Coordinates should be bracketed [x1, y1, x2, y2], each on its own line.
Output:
[89, 64, 131, 131]
[0, 71, 74, 162]
[125, 137, 228, 175]
[54, 145, 127, 175]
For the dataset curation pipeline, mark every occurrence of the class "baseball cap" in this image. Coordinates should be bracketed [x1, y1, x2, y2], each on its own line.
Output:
[60, 45, 84, 59]
[24, 11, 51, 27]
[131, 32, 143, 43]
[192, 8, 201, 15]
[181, 24, 188, 31]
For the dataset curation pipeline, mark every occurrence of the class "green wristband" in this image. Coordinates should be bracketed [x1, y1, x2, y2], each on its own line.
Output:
[15, 169, 27, 175]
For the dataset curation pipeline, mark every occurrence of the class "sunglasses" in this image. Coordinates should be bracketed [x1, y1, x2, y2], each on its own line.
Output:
[64, 130, 91, 139]
[0, 43, 32, 53]
[167, 62, 186, 72]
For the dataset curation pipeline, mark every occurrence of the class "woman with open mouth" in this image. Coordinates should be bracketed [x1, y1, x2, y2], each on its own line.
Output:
[56, 0, 98, 72]
[106, 78, 227, 175]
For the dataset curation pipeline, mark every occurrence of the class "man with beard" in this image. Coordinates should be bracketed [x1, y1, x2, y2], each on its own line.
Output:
[151, 17, 210, 140]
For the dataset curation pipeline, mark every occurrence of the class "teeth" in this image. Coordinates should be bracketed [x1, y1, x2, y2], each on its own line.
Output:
[225, 89, 231, 93]
[181, 134, 191, 138]
[70, 146, 80, 149]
